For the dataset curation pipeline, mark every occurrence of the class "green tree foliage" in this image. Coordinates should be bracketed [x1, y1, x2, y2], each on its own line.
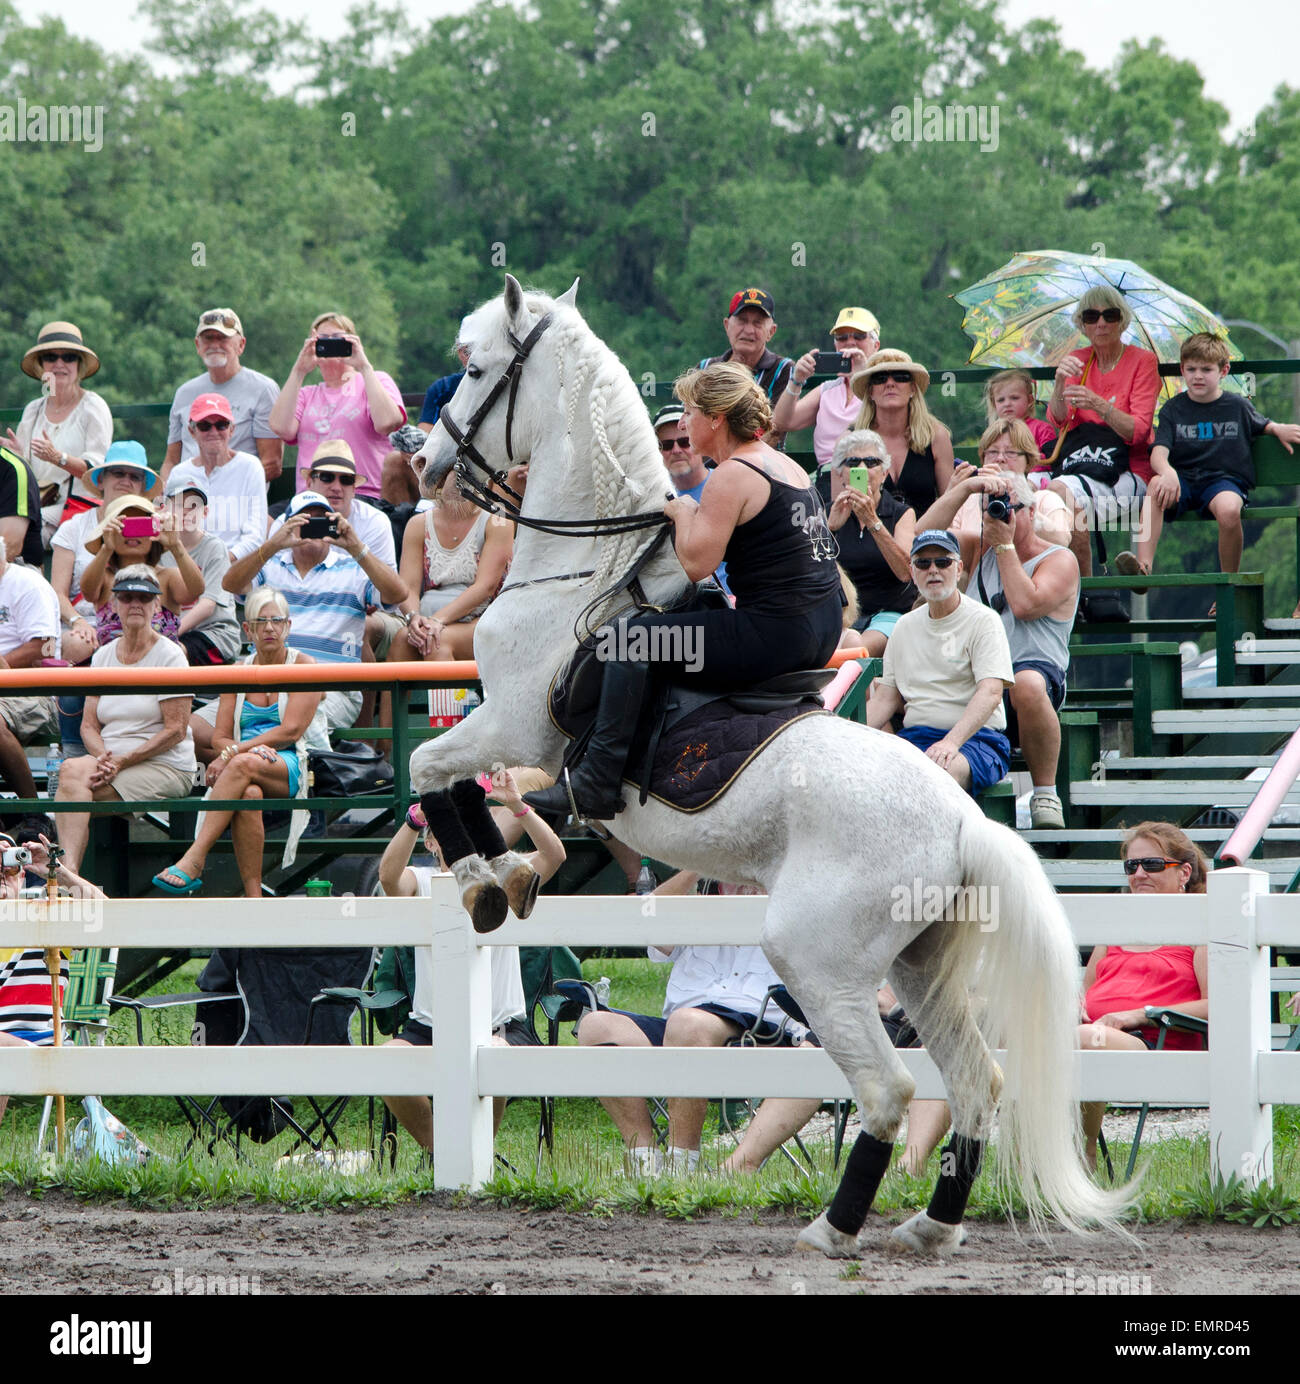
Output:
[0, 0, 1294, 477]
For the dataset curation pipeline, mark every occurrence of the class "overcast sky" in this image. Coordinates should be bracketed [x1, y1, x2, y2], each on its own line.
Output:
[14, 0, 1293, 135]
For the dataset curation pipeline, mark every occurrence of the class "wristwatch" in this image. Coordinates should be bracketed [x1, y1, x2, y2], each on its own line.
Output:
[994, 542, 1016, 554]
[870, 520, 884, 533]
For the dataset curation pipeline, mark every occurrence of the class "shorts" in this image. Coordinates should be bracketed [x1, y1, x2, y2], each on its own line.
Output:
[1169, 476, 1247, 519]
[604, 1002, 794, 1046]
[899, 724, 1010, 795]
[852, 609, 903, 639]
[1053, 471, 1146, 528]
[399, 1015, 536, 1047]
[108, 757, 198, 802]
[508, 766, 554, 797]
[177, 629, 231, 667]
[1011, 658, 1066, 711]
[0, 695, 58, 744]
[320, 689, 363, 732]
[369, 611, 405, 661]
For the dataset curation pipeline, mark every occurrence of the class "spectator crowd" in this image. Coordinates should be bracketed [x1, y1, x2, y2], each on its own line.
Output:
[0, 286, 1289, 1171]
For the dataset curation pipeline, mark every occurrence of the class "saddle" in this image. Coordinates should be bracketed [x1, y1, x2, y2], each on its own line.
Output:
[547, 629, 834, 814]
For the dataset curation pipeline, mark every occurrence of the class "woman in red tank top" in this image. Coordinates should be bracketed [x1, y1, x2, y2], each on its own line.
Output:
[1078, 821, 1208, 1170]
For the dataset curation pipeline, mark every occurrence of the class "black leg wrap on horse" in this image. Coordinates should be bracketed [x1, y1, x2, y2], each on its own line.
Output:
[448, 777, 508, 860]
[927, 1134, 985, 1225]
[419, 789, 476, 867]
[826, 1131, 895, 1236]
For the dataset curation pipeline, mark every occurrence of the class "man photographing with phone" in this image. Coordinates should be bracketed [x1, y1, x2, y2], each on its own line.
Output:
[223, 491, 408, 733]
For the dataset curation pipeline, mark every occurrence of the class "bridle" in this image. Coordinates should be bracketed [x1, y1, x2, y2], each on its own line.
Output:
[435, 310, 670, 542]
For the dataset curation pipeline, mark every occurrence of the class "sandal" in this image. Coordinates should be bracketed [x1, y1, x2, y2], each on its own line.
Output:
[1114, 550, 1150, 596]
[152, 866, 203, 895]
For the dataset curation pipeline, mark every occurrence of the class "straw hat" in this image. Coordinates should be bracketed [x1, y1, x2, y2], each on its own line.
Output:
[21, 321, 100, 380]
[86, 494, 158, 553]
[849, 348, 930, 399]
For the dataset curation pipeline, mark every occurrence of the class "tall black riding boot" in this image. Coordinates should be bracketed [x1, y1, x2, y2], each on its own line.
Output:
[524, 660, 651, 820]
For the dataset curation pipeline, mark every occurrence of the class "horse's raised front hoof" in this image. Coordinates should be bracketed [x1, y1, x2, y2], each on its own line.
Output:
[794, 1212, 860, 1260]
[451, 855, 510, 934]
[888, 1210, 967, 1256]
[490, 851, 541, 919]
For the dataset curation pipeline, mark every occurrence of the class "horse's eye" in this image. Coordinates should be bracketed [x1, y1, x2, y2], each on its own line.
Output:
[466, 365, 482, 380]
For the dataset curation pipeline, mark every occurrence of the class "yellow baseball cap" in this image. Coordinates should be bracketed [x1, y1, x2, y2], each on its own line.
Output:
[830, 307, 881, 336]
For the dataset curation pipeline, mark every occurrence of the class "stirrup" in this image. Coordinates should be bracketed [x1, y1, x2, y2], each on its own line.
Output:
[557, 767, 612, 840]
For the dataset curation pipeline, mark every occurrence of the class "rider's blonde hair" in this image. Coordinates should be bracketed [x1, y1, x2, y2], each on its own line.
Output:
[674, 362, 772, 442]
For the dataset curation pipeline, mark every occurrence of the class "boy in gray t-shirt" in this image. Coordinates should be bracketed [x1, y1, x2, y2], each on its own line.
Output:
[158, 478, 241, 664]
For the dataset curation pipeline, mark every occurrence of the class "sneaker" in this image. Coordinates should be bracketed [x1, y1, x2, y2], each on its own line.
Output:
[1029, 792, 1065, 829]
[1114, 550, 1150, 596]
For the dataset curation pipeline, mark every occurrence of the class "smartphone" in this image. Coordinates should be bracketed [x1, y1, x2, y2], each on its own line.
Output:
[813, 350, 852, 375]
[121, 515, 159, 539]
[847, 466, 872, 495]
[315, 337, 353, 357]
[300, 514, 340, 539]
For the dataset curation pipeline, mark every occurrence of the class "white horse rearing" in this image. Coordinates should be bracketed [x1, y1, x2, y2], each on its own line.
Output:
[409, 275, 1131, 1257]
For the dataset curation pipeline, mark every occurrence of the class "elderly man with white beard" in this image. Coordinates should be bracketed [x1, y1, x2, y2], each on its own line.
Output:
[866, 529, 1014, 797]
[161, 308, 283, 483]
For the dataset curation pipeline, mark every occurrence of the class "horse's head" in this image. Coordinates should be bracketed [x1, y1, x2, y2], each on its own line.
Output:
[415, 273, 577, 499]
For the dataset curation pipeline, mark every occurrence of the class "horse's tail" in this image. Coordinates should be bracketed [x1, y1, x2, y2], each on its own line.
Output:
[935, 809, 1135, 1236]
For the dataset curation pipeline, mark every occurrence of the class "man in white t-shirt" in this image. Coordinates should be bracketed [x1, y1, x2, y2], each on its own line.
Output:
[162, 308, 282, 483]
[165, 394, 269, 564]
[0, 553, 61, 825]
[377, 769, 566, 1150]
[868, 529, 1014, 795]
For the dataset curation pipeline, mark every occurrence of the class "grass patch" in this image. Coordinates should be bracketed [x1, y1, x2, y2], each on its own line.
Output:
[2, 954, 1297, 1226]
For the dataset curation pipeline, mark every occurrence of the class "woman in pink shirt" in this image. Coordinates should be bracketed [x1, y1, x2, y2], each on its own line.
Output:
[1045, 286, 1159, 585]
[1077, 820, 1208, 1170]
[269, 311, 406, 500]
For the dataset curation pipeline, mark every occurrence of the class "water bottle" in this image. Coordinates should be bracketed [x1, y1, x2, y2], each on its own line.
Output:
[635, 858, 656, 895]
[594, 976, 611, 1005]
[45, 744, 62, 800]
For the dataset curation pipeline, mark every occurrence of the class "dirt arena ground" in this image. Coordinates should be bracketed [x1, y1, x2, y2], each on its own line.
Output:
[5, 1194, 1298, 1294]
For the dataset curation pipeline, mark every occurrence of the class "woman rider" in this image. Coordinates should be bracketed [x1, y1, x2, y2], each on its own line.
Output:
[525, 361, 843, 820]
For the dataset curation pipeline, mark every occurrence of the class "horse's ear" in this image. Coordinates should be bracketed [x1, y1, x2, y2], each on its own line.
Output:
[555, 277, 580, 308]
[504, 274, 526, 331]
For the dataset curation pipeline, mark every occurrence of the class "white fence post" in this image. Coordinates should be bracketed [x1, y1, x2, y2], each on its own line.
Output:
[429, 889, 494, 1190]
[1207, 867, 1272, 1187]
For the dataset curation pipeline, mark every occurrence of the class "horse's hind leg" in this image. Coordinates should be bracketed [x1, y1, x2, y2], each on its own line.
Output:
[886, 927, 1002, 1255]
[762, 906, 916, 1259]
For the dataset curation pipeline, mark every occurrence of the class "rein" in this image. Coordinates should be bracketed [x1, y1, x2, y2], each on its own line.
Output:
[436, 308, 670, 541]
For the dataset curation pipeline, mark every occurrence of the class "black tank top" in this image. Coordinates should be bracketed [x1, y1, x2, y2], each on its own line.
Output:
[721, 458, 841, 616]
[886, 443, 939, 516]
[836, 486, 915, 619]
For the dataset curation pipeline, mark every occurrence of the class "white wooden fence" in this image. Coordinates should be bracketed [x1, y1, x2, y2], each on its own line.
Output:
[3, 869, 1297, 1192]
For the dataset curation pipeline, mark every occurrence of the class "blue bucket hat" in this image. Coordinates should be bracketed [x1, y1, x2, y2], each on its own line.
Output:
[88, 440, 161, 496]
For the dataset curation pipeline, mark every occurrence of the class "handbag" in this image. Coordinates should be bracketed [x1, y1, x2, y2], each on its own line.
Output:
[1046, 351, 1129, 487]
[307, 741, 394, 796]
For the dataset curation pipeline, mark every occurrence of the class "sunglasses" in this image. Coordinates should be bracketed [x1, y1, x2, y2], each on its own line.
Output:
[102, 468, 142, 481]
[194, 419, 231, 432]
[833, 332, 874, 342]
[912, 556, 956, 570]
[874, 371, 915, 385]
[657, 438, 692, 453]
[40, 352, 81, 364]
[1123, 856, 1182, 876]
[843, 456, 886, 467]
[310, 469, 357, 484]
[1081, 308, 1123, 324]
[199, 311, 238, 328]
[114, 590, 156, 604]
